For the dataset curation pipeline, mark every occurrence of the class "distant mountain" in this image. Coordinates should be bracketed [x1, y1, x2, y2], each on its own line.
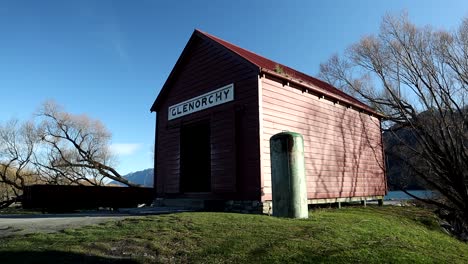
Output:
[110, 168, 154, 187]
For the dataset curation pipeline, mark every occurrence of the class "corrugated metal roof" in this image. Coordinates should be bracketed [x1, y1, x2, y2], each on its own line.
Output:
[196, 29, 377, 114]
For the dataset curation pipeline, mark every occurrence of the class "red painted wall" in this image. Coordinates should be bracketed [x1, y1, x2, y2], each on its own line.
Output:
[260, 76, 386, 201]
[155, 36, 261, 200]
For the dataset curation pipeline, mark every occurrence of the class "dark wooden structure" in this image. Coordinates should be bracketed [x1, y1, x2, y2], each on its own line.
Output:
[22, 185, 154, 212]
[151, 30, 386, 212]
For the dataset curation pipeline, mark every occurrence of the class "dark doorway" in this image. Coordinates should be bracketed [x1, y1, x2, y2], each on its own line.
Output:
[180, 121, 211, 192]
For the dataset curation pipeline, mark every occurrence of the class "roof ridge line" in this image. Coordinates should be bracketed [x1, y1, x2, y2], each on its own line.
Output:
[195, 29, 381, 117]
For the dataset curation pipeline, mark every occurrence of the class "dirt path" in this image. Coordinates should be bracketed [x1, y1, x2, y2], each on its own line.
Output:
[0, 207, 191, 238]
[0, 213, 135, 238]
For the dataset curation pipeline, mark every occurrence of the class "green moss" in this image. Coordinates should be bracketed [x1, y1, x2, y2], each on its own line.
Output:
[274, 64, 285, 74]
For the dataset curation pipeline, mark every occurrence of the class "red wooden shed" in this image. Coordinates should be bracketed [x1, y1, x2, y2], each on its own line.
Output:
[150, 30, 386, 213]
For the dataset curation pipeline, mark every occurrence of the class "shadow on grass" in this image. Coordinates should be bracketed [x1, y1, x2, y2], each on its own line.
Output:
[358, 206, 441, 231]
[0, 250, 138, 264]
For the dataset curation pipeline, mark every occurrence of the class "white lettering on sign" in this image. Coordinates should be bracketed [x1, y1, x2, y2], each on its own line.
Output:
[168, 84, 234, 120]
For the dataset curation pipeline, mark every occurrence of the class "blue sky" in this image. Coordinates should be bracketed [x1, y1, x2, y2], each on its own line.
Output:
[0, 0, 466, 175]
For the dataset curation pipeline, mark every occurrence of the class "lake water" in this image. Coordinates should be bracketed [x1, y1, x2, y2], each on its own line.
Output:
[385, 190, 434, 200]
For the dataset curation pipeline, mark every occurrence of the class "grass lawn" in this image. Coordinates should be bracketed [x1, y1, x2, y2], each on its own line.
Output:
[0, 206, 467, 263]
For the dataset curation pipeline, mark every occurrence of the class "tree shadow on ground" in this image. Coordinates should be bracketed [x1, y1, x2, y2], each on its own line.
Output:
[0, 250, 139, 264]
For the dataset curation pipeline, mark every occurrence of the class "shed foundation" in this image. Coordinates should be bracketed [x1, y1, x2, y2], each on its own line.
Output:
[153, 195, 384, 215]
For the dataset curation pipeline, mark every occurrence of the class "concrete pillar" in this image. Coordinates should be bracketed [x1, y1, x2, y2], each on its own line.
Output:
[270, 132, 308, 219]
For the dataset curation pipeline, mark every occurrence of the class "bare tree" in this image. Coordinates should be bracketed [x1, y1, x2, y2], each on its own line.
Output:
[36, 101, 142, 188]
[0, 120, 41, 208]
[0, 101, 142, 209]
[319, 14, 468, 239]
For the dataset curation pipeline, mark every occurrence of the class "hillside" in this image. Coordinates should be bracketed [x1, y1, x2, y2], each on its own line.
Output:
[383, 125, 431, 191]
[1, 206, 467, 263]
[110, 168, 154, 187]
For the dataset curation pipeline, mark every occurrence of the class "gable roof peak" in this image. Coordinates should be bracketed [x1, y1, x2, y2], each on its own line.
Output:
[193, 30, 379, 115]
[152, 29, 381, 117]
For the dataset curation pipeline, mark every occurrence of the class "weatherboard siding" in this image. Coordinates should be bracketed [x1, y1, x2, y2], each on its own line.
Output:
[260, 76, 386, 201]
[156, 36, 261, 199]
[154, 30, 386, 207]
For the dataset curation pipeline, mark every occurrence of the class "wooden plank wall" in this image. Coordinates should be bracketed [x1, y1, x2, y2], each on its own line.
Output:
[260, 76, 386, 201]
[156, 36, 261, 200]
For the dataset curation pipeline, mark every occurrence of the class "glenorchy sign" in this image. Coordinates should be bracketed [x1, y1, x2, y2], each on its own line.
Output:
[168, 83, 234, 120]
